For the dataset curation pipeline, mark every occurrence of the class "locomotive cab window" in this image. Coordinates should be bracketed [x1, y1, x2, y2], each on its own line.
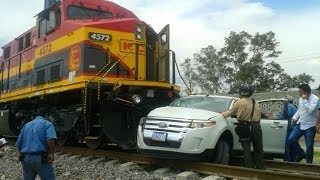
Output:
[3, 46, 10, 59]
[38, 9, 61, 37]
[39, 18, 50, 37]
[49, 64, 61, 82]
[18, 37, 24, 52]
[36, 69, 46, 85]
[67, 6, 113, 19]
[25, 32, 31, 48]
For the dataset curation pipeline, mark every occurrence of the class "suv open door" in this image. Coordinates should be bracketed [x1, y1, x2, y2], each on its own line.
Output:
[259, 99, 289, 154]
[157, 24, 170, 82]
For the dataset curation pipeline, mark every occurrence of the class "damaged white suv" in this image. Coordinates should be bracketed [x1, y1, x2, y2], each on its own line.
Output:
[137, 95, 289, 164]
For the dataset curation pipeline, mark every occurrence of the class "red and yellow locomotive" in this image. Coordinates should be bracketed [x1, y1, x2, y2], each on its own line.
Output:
[0, 0, 179, 149]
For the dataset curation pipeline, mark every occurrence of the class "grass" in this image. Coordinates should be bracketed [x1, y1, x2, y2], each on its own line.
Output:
[313, 151, 320, 164]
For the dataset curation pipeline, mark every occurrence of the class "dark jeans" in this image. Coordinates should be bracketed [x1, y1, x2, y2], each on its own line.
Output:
[288, 124, 316, 163]
[240, 123, 265, 169]
[21, 154, 55, 180]
[284, 125, 305, 162]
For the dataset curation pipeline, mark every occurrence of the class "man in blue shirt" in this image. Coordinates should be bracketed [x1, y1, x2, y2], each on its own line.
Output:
[283, 95, 305, 162]
[288, 84, 319, 164]
[16, 107, 57, 179]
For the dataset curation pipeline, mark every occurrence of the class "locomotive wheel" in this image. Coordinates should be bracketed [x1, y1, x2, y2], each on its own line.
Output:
[85, 137, 103, 149]
[56, 132, 72, 146]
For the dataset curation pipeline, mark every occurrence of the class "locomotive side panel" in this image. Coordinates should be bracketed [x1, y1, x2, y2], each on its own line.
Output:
[0, 0, 180, 149]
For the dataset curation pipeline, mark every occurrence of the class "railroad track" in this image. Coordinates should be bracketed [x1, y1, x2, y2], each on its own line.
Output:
[56, 146, 320, 180]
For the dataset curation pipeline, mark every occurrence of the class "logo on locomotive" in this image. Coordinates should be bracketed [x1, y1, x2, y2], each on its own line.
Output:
[69, 46, 81, 71]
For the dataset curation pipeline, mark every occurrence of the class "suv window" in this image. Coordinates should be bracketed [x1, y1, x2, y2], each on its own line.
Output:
[259, 101, 285, 120]
[170, 96, 232, 113]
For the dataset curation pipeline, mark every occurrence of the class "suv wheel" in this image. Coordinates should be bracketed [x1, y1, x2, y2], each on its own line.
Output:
[211, 139, 230, 164]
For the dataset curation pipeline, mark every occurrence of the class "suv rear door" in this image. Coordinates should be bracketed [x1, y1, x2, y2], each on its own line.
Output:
[259, 99, 288, 154]
[259, 100, 288, 154]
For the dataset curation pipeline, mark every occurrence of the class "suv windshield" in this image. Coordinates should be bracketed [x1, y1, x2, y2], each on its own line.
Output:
[170, 96, 232, 113]
[68, 6, 113, 19]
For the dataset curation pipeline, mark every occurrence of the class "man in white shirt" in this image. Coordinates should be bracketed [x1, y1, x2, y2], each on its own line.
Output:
[288, 84, 319, 164]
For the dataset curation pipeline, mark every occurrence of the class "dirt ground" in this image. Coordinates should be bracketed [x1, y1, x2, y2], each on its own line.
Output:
[311, 133, 320, 164]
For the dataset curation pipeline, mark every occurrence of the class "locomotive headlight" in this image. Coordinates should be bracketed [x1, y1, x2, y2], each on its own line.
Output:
[190, 120, 216, 128]
[132, 94, 142, 104]
[136, 33, 142, 40]
[136, 25, 142, 33]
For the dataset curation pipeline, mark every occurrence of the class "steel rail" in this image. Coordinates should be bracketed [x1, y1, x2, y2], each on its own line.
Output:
[56, 147, 320, 180]
[230, 156, 320, 175]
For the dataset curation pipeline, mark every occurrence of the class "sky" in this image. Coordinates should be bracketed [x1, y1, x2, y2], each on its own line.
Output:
[0, 0, 319, 89]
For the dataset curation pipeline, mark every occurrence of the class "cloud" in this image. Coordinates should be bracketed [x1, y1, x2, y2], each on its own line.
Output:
[0, 1, 42, 41]
[111, 0, 320, 87]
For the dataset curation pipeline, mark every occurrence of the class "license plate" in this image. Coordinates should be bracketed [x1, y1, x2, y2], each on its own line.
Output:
[152, 132, 167, 142]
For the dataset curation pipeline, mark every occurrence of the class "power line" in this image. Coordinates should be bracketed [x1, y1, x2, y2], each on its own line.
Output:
[277, 55, 320, 63]
[275, 52, 320, 61]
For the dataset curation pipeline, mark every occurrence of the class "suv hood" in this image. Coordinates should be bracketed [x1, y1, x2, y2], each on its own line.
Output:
[148, 106, 222, 120]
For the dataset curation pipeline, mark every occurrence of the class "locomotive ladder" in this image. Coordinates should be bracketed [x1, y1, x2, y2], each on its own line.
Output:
[83, 51, 130, 143]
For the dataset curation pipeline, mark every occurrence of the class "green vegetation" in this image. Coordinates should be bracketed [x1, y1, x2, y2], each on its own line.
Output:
[314, 151, 320, 157]
[181, 31, 314, 94]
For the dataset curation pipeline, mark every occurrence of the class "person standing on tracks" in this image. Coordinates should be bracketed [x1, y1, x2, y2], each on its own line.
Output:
[288, 84, 319, 164]
[16, 107, 57, 179]
[283, 95, 305, 162]
[221, 84, 265, 169]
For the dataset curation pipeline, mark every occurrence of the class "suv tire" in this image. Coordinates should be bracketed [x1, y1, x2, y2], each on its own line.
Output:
[211, 139, 230, 164]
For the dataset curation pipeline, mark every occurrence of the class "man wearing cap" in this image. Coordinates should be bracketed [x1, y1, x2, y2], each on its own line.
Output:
[16, 107, 57, 179]
[283, 95, 305, 162]
[222, 84, 265, 169]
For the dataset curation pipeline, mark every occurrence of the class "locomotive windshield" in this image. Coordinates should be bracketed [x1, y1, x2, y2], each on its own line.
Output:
[68, 6, 113, 19]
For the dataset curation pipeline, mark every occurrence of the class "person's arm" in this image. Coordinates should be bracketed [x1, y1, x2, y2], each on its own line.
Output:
[301, 96, 318, 114]
[45, 123, 57, 163]
[47, 139, 55, 163]
[221, 100, 240, 118]
[292, 107, 300, 121]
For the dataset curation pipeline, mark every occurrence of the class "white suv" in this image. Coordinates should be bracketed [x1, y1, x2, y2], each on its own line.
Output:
[137, 95, 290, 164]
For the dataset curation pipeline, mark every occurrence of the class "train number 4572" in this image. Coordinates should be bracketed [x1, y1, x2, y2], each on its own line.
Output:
[89, 32, 112, 42]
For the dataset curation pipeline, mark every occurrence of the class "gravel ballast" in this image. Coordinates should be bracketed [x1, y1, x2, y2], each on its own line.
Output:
[0, 146, 179, 180]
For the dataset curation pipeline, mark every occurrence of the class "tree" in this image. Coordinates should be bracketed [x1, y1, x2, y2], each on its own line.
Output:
[180, 58, 198, 95]
[181, 31, 314, 93]
[193, 46, 230, 93]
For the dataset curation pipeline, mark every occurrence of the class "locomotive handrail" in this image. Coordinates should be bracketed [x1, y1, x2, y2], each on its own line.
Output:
[97, 52, 130, 101]
[113, 78, 125, 92]
[83, 51, 130, 114]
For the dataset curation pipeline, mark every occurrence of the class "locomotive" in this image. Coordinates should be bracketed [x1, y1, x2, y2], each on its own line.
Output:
[0, 0, 180, 149]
